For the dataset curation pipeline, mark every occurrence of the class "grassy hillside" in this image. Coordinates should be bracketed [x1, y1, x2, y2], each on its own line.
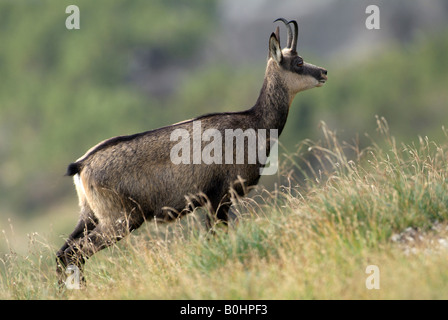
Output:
[2, 120, 448, 299]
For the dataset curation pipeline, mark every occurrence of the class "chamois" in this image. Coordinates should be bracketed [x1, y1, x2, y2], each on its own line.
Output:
[56, 18, 327, 284]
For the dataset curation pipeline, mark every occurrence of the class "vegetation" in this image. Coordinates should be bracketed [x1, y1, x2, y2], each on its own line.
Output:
[1, 1, 448, 300]
[2, 120, 448, 299]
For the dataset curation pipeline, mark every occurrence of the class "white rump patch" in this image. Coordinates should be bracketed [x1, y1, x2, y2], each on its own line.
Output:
[73, 173, 86, 197]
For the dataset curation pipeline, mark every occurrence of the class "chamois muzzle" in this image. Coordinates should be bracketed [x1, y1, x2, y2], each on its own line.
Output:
[319, 68, 328, 84]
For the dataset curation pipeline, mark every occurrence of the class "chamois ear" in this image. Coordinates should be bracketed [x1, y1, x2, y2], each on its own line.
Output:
[269, 32, 282, 65]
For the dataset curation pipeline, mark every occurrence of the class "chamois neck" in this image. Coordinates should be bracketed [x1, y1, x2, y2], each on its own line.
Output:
[250, 70, 291, 135]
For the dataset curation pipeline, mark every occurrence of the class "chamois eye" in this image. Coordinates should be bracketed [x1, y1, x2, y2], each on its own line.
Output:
[297, 61, 303, 67]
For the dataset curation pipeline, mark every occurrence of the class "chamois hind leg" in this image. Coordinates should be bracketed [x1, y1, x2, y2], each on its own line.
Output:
[56, 206, 97, 261]
[55, 204, 97, 285]
[58, 211, 145, 285]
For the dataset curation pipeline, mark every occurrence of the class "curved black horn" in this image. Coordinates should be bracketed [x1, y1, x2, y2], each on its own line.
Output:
[274, 18, 292, 48]
[288, 20, 299, 53]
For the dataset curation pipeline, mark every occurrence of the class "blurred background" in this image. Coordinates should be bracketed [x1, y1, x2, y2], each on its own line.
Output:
[1, 0, 447, 252]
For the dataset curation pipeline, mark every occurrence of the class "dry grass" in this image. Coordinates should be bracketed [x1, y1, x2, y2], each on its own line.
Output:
[2, 118, 448, 299]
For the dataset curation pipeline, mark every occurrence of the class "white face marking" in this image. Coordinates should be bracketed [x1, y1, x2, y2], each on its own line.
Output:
[266, 56, 326, 105]
[282, 70, 320, 95]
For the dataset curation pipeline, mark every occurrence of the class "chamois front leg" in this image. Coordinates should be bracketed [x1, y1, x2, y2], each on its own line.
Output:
[204, 192, 239, 231]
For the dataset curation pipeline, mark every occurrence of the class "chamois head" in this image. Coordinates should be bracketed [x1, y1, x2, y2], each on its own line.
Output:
[268, 18, 328, 98]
